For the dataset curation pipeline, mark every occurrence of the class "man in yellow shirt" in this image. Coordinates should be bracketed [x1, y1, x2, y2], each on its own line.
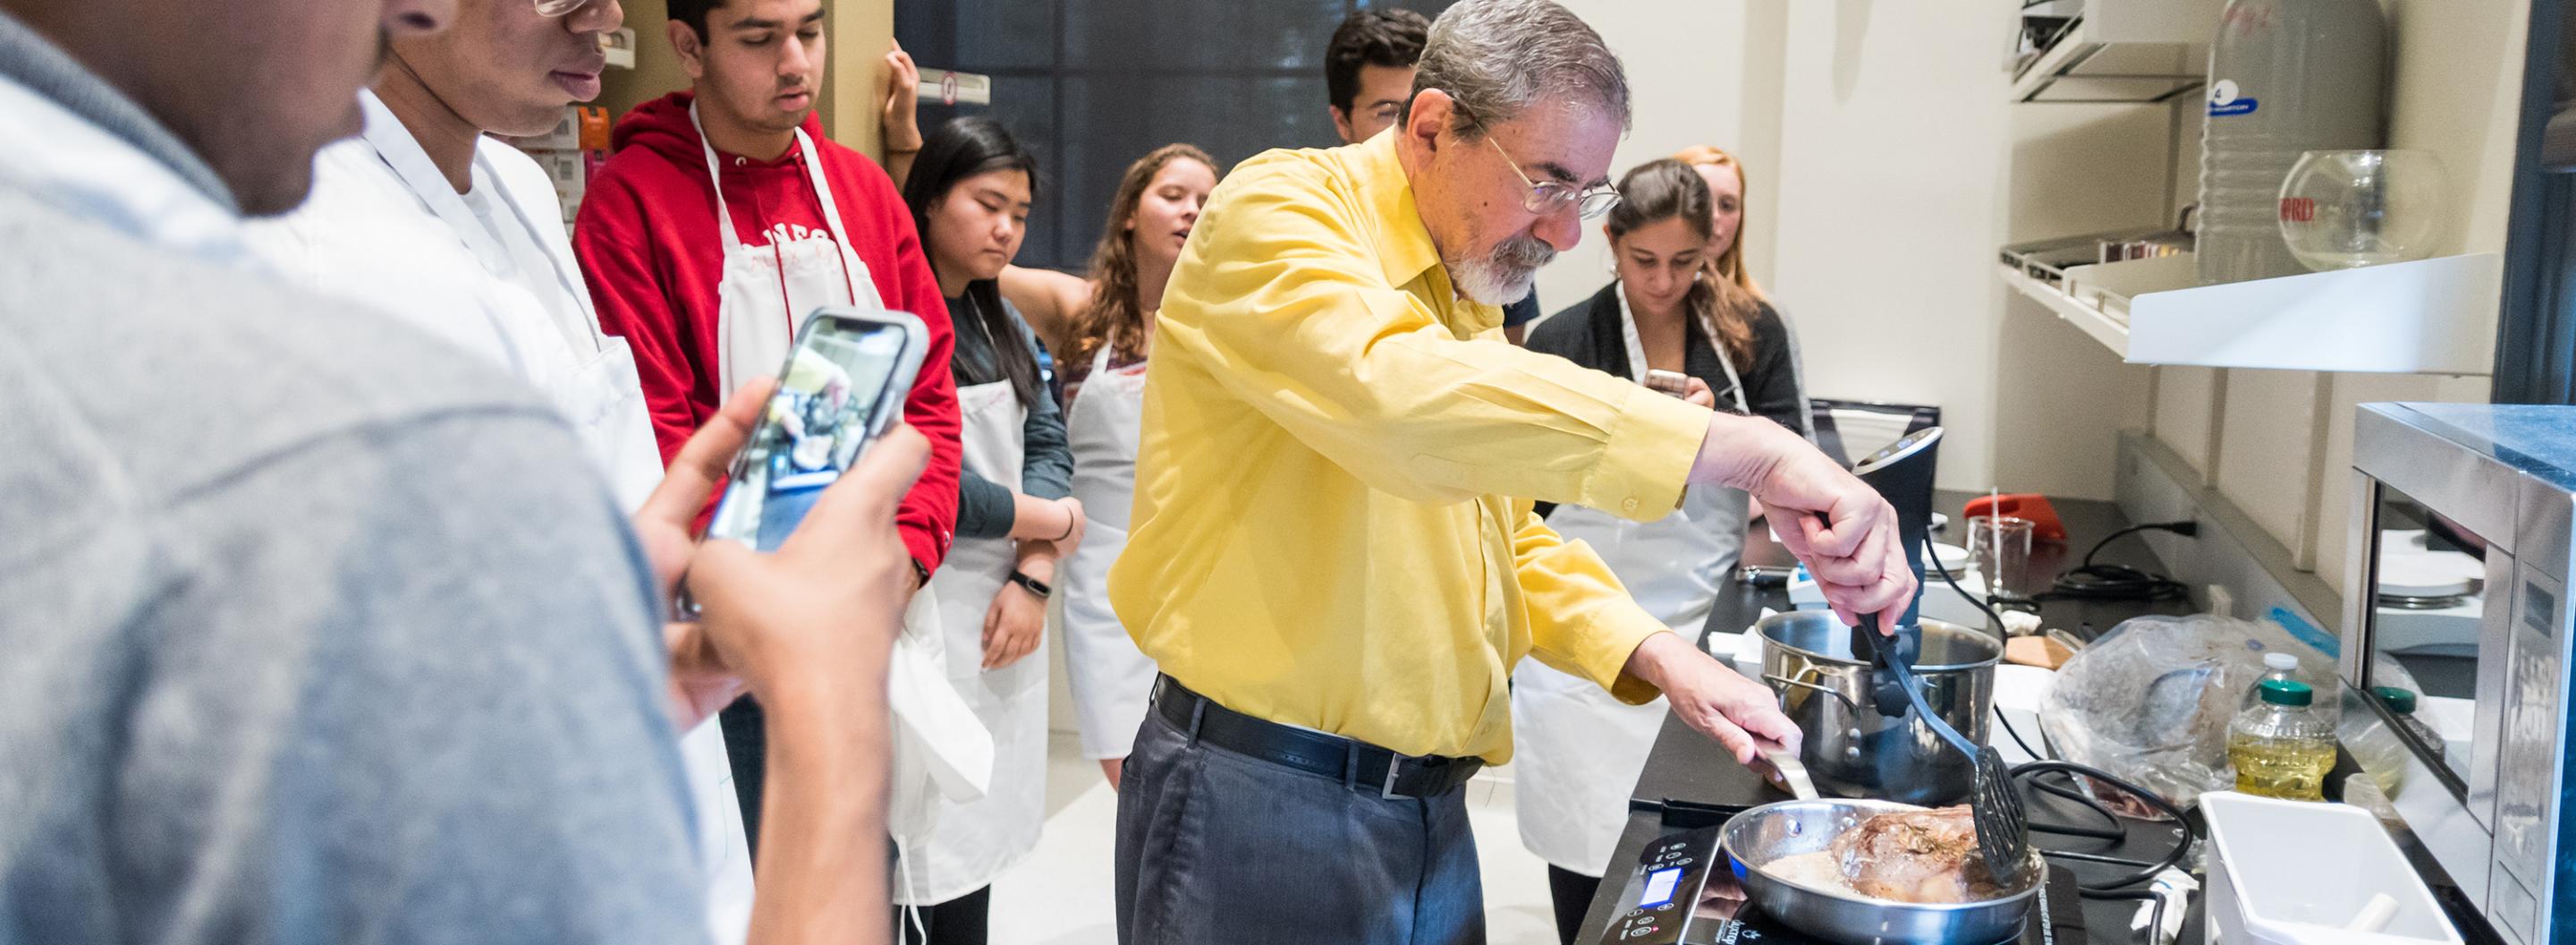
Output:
[1107, 2, 1916, 941]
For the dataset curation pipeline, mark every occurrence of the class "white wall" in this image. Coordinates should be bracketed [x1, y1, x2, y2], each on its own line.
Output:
[1765, 1, 2014, 492]
[1532, 0, 1757, 319]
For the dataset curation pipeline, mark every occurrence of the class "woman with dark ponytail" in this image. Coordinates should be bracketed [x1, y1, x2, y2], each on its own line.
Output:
[1514, 158, 1811, 945]
[891, 115, 1080, 945]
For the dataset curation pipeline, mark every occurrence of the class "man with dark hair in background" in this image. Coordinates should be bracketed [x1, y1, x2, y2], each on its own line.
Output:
[1326, 5, 1542, 341]
[576, 0, 964, 855]
[1325, 7, 1429, 146]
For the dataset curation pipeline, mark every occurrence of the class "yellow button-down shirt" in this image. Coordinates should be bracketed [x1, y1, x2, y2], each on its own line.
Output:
[1108, 132, 1716, 763]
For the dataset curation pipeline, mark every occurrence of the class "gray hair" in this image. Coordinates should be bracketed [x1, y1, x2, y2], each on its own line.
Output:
[1407, 0, 1631, 138]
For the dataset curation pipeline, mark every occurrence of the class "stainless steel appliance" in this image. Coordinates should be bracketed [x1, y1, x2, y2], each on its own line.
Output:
[2343, 403, 2576, 944]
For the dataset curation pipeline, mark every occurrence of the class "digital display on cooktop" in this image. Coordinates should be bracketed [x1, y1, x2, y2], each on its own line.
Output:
[1638, 867, 1682, 909]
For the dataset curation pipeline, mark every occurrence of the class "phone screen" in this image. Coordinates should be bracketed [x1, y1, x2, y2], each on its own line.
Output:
[704, 315, 917, 551]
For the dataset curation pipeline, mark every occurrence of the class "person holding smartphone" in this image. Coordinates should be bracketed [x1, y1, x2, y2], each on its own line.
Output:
[889, 115, 1076, 945]
[1515, 158, 1811, 944]
[238, 0, 764, 932]
[0, 0, 925, 941]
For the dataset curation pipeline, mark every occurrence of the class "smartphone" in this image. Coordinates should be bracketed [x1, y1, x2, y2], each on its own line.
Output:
[702, 308, 929, 552]
[1644, 369, 1692, 399]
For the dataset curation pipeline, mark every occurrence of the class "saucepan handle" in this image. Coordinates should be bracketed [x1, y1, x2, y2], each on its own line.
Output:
[1762, 673, 1860, 711]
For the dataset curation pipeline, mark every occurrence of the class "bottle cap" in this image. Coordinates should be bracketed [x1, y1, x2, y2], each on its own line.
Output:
[2264, 651, 2300, 671]
[2372, 685, 2418, 714]
[2258, 679, 2315, 707]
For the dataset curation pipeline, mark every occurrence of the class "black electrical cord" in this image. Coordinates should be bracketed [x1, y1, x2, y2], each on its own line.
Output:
[2029, 778, 2124, 839]
[1995, 708, 2048, 763]
[2033, 520, 2198, 604]
[2009, 761, 2198, 893]
[2081, 888, 2169, 939]
[2080, 521, 2196, 569]
[1923, 534, 2053, 762]
[1925, 532, 2010, 634]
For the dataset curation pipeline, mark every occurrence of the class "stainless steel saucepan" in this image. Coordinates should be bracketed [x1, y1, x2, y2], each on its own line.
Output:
[1757, 611, 2000, 805]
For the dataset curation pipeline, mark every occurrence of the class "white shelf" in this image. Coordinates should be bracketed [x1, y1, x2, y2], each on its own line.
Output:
[2010, 4, 2216, 104]
[1999, 262, 2130, 357]
[1998, 251, 2502, 375]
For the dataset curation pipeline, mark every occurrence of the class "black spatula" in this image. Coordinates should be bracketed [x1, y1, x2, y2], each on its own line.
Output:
[1851, 612, 2031, 888]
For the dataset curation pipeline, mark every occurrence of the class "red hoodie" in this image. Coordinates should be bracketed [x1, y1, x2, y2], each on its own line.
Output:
[575, 90, 960, 575]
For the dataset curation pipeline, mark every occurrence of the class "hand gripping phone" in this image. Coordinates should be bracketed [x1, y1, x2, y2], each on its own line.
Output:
[701, 308, 930, 552]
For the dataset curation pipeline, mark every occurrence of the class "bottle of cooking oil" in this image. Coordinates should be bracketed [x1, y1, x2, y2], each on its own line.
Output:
[2228, 679, 2337, 801]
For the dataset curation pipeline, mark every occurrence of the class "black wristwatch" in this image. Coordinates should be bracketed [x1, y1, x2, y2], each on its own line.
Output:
[1008, 569, 1054, 599]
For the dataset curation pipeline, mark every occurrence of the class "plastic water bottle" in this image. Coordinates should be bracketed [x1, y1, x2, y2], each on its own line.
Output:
[2196, 0, 2388, 285]
[2228, 679, 2337, 801]
[2240, 651, 2301, 713]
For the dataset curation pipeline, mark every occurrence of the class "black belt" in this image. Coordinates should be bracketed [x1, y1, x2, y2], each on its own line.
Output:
[1152, 675, 1484, 800]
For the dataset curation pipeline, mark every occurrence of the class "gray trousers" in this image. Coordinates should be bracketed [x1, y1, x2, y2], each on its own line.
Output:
[1114, 707, 1487, 945]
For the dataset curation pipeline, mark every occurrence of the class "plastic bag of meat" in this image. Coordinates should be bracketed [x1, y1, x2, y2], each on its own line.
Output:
[2038, 614, 2336, 808]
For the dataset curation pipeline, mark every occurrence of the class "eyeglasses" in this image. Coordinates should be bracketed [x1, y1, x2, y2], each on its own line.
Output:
[1453, 99, 1622, 220]
[533, 0, 596, 17]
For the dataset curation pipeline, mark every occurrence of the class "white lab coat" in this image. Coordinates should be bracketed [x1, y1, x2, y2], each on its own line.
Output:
[241, 92, 756, 945]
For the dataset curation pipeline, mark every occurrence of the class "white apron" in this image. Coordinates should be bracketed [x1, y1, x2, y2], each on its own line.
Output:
[1513, 285, 1752, 877]
[690, 103, 884, 395]
[679, 102, 994, 890]
[1056, 345, 1158, 760]
[897, 379, 1048, 905]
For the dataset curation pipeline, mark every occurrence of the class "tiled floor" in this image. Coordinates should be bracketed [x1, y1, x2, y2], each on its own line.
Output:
[987, 731, 1565, 945]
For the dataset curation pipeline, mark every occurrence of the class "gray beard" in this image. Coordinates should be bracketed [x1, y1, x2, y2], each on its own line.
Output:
[1447, 234, 1554, 306]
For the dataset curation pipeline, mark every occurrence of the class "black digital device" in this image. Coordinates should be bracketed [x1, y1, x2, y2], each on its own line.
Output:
[703, 309, 928, 551]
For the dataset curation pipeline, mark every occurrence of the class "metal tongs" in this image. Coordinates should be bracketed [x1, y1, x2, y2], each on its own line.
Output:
[1850, 612, 2032, 887]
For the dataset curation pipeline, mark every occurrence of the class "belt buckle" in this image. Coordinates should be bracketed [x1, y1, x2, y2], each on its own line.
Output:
[1379, 753, 1405, 800]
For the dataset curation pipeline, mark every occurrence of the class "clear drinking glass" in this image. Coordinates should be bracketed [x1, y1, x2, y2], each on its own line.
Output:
[2276, 149, 2448, 271]
[1968, 515, 2037, 600]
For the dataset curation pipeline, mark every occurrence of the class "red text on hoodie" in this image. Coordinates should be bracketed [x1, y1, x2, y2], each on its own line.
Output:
[575, 90, 961, 575]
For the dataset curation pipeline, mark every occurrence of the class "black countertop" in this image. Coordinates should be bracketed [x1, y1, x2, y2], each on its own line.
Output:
[1576, 491, 2205, 945]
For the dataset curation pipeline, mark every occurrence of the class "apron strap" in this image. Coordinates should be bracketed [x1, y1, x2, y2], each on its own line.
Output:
[689, 101, 749, 252]
[794, 126, 868, 309]
[1613, 279, 1749, 414]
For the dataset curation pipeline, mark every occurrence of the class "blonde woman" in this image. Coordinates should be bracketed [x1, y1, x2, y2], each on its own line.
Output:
[1672, 143, 1812, 439]
[998, 145, 1221, 788]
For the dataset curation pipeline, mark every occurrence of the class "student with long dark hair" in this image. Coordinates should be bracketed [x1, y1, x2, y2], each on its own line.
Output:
[891, 115, 1080, 945]
[968, 144, 1219, 789]
[1515, 158, 1810, 944]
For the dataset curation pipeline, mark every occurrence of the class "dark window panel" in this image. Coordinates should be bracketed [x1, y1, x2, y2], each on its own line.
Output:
[1064, 0, 1348, 71]
[892, 0, 1462, 271]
